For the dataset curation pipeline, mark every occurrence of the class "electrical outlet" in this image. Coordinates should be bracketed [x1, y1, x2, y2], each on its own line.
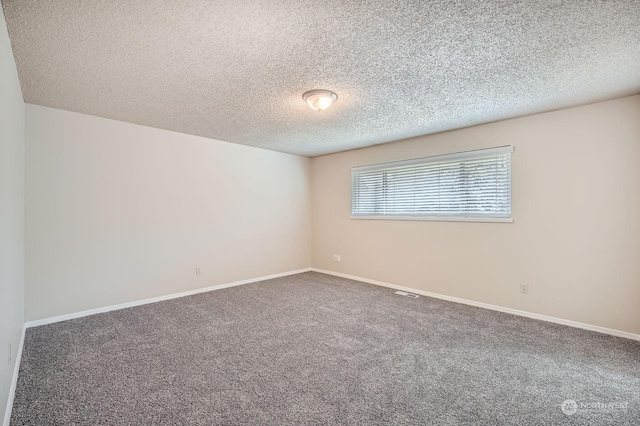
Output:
[520, 283, 529, 294]
[196, 267, 201, 276]
[332, 255, 341, 262]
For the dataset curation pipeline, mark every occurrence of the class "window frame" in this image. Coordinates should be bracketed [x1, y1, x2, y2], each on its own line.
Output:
[350, 146, 514, 223]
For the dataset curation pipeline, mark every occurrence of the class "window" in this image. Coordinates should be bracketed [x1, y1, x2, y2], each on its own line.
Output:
[351, 146, 513, 222]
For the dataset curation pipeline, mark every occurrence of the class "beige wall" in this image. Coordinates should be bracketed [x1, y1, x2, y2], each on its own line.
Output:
[311, 96, 640, 335]
[25, 105, 311, 321]
[0, 3, 25, 423]
[20, 91, 640, 336]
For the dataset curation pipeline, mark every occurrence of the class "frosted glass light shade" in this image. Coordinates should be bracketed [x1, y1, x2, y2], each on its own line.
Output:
[303, 89, 338, 112]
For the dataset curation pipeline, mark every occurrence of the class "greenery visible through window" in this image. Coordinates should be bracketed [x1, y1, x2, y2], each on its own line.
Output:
[351, 146, 513, 222]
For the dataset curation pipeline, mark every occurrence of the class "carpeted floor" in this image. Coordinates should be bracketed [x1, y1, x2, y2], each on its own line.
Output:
[11, 272, 640, 425]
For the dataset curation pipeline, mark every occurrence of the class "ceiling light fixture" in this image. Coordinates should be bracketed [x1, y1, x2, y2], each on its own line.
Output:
[302, 89, 338, 112]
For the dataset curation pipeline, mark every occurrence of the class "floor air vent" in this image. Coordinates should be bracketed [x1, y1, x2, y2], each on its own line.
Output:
[394, 290, 419, 298]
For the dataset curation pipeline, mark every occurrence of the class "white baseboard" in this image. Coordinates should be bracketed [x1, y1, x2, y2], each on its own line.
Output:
[311, 268, 640, 342]
[25, 268, 312, 328]
[22, 265, 640, 336]
[3, 324, 26, 426]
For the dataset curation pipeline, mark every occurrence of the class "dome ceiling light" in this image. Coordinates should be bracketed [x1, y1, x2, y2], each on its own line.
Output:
[302, 89, 338, 112]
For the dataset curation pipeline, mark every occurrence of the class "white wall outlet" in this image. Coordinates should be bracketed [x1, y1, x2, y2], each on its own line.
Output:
[520, 283, 529, 294]
[196, 267, 202, 276]
[332, 255, 341, 262]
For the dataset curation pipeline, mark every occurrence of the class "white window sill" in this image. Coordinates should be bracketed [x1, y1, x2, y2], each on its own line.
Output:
[350, 215, 513, 223]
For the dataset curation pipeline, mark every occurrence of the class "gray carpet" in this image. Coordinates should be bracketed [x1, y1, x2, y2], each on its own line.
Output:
[11, 272, 640, 425]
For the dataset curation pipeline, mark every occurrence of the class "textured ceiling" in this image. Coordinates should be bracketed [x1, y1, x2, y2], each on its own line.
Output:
[3, 0, 640, 157]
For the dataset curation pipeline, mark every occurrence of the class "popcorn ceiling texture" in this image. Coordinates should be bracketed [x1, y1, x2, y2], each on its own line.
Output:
[2, 0, 640, 157]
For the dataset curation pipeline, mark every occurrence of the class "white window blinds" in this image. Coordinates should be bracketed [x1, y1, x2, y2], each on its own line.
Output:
[351, 146, 513, 222]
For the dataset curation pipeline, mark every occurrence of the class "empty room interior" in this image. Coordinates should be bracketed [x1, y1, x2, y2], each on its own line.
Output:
[1, 1, 639, 425]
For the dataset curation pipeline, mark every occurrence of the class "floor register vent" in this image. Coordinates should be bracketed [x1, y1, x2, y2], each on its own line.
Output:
[394, 290, 419, 298]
